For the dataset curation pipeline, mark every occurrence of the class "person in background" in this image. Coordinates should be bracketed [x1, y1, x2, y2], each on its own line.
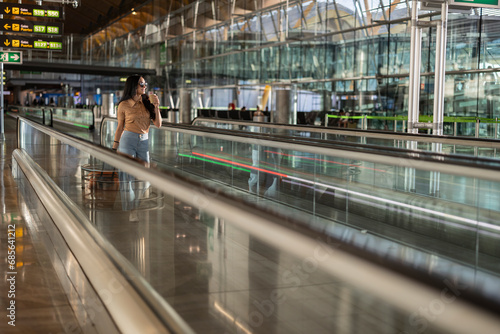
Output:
[254, 105, 264, 116]
[338, 109, 348, 128]
[112, 74, 162, 221]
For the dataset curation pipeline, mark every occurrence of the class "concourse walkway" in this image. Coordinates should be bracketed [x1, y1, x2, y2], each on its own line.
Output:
[2, 115, 500, 334]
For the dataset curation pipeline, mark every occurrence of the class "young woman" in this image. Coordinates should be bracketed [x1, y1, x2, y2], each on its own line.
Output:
[112, 75, 161, 158]
[112, 75, 162, 221]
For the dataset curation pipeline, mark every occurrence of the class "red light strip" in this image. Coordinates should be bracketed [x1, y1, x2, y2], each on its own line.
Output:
[192, 152, 289, 178]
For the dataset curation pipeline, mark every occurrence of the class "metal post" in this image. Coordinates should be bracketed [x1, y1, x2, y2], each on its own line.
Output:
[432, 1, 448, 136]
[495, 117, 498, 139]
[475, 119, 480, 138]
[407, 0, 422, 134]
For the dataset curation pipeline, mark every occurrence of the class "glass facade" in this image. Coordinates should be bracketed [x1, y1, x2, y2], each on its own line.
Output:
[83, 0, 500, 133]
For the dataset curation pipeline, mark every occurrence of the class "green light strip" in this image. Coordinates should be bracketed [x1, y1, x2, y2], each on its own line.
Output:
[52, 116, 90, 128]
[179, 153, 251, 172]
[72, 123, 90, 129]
[326, 114, 498, 123]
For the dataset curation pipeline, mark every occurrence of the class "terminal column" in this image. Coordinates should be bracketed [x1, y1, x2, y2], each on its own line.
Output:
[179, 88, 192, 124]
[275, 87, 292, 124]
[322, 91, 332, 114]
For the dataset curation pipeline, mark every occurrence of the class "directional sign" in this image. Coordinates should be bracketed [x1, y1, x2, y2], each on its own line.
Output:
[450, 0, 500, 7]
[0, 19, 63, 35]
[0, 3, 63, 19]
[0, 36, 62, 51]
[0, 51, 22, 64]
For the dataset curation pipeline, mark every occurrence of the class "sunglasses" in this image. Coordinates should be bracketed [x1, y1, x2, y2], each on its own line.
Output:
[139, 82, 148, 87]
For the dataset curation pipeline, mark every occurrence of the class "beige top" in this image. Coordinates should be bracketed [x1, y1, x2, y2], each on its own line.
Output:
[117, 98, 151, 134]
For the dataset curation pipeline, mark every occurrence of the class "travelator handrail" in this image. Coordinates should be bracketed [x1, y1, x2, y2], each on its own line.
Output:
[191, 117, 500, 149]
[25, 119, 500, 332]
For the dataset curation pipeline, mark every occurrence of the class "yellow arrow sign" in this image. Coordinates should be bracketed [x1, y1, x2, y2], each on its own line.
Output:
[4, 24, 10, 30]
[4, 7, 10, 14]
[4, 39, 10, 46]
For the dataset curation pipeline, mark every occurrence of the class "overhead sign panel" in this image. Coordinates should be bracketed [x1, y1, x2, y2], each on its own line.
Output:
[421, 1, 472, 12]
[0, 36, 62, 51]
[451, 0, 500, 7]
[0, 51, 22, 64]
[0, 19, 62, 35]
[0, 3, 62, 19]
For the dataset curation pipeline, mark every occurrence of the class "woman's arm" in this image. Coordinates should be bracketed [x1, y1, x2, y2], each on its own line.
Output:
[153, 104, 162, 128]
[112, 106, 125, 150]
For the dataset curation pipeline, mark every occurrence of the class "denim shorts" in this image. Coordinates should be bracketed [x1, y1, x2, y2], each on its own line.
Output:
[118, 130, 150, 163]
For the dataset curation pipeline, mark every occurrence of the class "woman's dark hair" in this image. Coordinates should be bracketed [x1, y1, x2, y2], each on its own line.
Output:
[118, 74, 156, 121]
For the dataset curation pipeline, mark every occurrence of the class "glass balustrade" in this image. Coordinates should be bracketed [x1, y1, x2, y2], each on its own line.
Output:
[100, 118, 500, 307]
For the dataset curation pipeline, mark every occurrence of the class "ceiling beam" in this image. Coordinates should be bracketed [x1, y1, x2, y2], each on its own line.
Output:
[4, 62, 156, 76]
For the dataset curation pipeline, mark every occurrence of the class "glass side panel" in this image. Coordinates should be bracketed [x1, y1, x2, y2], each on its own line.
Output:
[16, 106, 94, 129]
[100, 119, 500, 298]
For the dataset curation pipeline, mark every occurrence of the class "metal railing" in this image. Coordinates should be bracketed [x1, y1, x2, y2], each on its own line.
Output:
[9, 105, 95, 130]
[192, 117, 500, 151]
[327, 114, 500, 139]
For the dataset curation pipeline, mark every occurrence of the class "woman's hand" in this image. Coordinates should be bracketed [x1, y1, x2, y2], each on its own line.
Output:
[149, 93, 160, 107]
[149, 93, 162, 128]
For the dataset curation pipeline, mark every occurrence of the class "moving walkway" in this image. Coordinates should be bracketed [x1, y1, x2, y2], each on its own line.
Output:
[11, 115, 500, 333]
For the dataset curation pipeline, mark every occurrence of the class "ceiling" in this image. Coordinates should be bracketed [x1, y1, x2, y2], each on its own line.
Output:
[63, 0, 144, 35]
[2, 0, 270, 38]
[61, 0, 262, 36]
